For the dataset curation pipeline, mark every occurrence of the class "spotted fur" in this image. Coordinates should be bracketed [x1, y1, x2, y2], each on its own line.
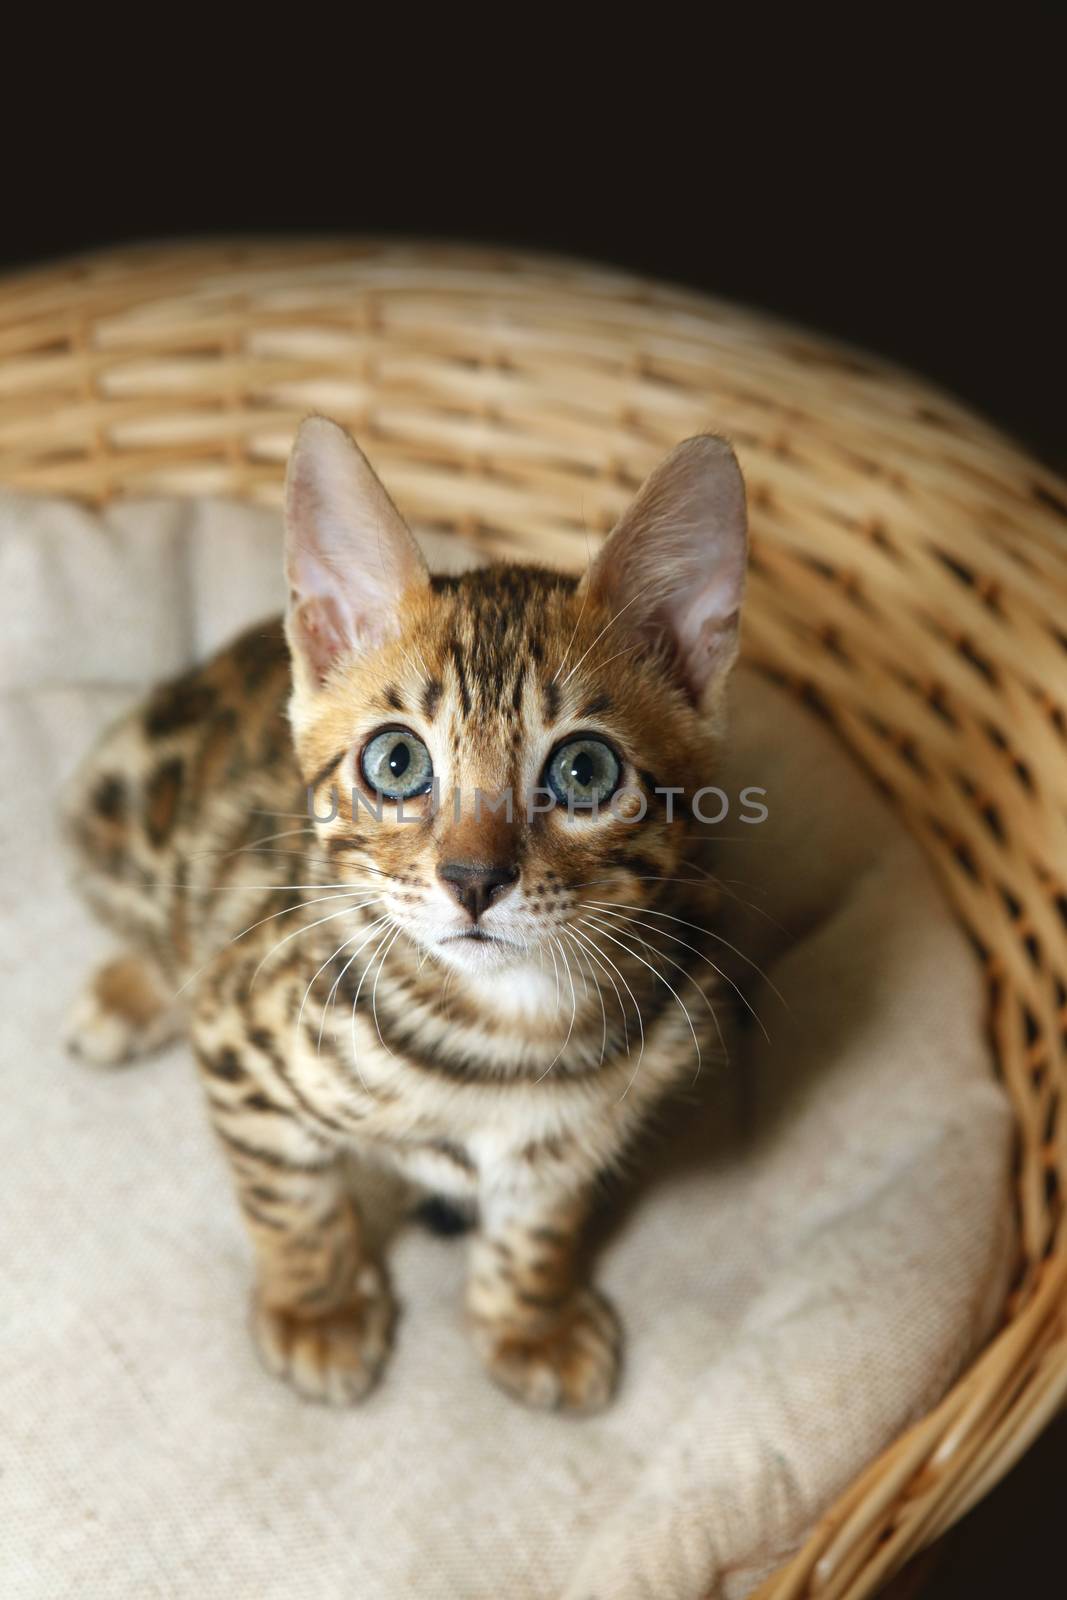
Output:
[64, 420, 747, 1412]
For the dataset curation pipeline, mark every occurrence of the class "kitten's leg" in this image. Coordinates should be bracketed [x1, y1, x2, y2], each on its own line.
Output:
[467, 1184, 621, 1414]
[65, 951, 184, 1066]
[246, 1170, 393, 1407]
[196, 1032, 393, 1405]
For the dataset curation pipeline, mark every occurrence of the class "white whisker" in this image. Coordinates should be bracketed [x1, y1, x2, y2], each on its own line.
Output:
[558, 576, 657, 688]
[547, 937, 562, 1014]
[370, 924, 404, 1058]
[348, 919, 398, 1094]
[565, 926, 627, 1058]
[583, 904, 760, 1042]
[318, 912, 393, 1053]
[563, 929, 607, 1068]
[551, 580, 590, 684]
[234, 824, 315, 851]
[247, 808, 317, 820]
[567, 923, 642, 1068]
[172, 889, 375, 997]
[708, 877, 790, 934]
[249, 900, 381, 992]
[293, 924, 375, 1048]
[575, 863, 788, 937]
[583, 900, 786, 1012]
[320, 856, 397, 881]
[570, 873, 714, 893]
[581, 909, 730, 1067]
[577, 639, 642, 683]
[161, 879, 378, 893]
[575, 916, 701, 1099]
[183, 828, 315, 866]
[397, 639, 433, 689]
[568, 934, 590, 1003]
[536, 937, 578, 1082]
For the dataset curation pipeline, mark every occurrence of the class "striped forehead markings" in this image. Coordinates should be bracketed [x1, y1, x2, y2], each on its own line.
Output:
[422, 565, 584, 724]
[421, 677, 443, 720]
[448, 639, 472, 718]
[510, 660, 526, 716]
[578, 693, 612, 719]
[542, 677, 561, 723]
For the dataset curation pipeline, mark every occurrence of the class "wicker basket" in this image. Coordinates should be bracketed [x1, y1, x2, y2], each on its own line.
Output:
[2, 239, 1064, 1599]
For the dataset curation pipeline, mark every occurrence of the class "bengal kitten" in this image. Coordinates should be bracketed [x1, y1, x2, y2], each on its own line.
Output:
[64, 418, 748, 1413]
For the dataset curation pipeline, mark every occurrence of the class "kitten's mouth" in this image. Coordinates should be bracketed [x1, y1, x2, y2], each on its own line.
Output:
[432, 929, 530, 972]
[435, 929, 532, 966]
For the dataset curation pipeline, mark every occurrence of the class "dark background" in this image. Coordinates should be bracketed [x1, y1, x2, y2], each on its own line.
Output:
[3, 22, 1064, 474]
[4, 19, 1063, 1597]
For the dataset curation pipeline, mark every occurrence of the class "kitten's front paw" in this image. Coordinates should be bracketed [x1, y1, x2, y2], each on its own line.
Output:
[251, 1265, 394, 1405]
[65, 955, 181, 1066]
[473, 1288, 621, 1414]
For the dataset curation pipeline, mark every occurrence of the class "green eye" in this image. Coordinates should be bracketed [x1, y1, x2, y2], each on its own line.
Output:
[361, 728, 433, 800]
[545, 736, 621, 809]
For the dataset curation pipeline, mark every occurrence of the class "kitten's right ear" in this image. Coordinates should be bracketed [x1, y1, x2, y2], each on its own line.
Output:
[283, 417, 429, 695]
[580, 434, 747, 707]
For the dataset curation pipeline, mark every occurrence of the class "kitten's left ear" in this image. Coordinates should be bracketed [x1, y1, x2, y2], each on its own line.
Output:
[284, 416, 429, 695]
[581, 435, 747, 704]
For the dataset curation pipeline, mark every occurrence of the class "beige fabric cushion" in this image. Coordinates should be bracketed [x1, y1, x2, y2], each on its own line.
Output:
[0, 493, 1013, 1599]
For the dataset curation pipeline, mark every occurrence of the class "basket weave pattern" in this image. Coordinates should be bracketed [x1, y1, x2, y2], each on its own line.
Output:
[2, 241, 1064, 1599]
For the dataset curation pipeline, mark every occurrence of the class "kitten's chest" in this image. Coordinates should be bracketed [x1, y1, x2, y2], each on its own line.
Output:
[269, 919, 708, 1191]
[389, 1069, 615, 1181]
[297, 1023, 631, 1193]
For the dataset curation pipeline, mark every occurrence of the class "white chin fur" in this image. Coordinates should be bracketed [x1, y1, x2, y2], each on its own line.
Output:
[431, 937, 525, 975]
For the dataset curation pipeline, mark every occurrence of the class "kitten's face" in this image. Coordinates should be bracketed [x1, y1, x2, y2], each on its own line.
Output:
[293, 567, 714, 976]
[282, 418, 747, 984]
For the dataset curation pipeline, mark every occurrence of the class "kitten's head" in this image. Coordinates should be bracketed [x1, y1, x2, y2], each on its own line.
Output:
[283, 418, 746, 979]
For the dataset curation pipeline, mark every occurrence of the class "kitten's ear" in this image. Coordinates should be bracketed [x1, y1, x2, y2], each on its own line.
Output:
[581, 435, 747, 704]
[283, 417, 429, 692]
